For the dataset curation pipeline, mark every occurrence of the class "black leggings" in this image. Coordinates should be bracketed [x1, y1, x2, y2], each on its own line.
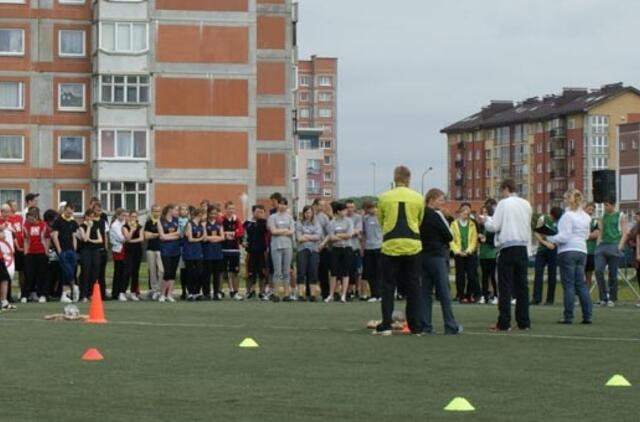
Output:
[185, 259, 203, 295]
[124, 247, 142, 294]
[79, 248, 100, 299]
[162, 255, 180, 280]
[111, 259, 126, 299]
[480, 258, 497, 299]
[203, 260, 222, 297]
[23, 254, 49, 298]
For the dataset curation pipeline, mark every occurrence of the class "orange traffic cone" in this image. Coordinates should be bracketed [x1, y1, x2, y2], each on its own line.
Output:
[401, 322, 411, 334]
[86, 282, 107, 324]
[81, 348, 104, 361]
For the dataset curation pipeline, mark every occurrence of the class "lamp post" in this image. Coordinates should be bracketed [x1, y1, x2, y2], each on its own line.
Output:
[370, 162, 376, 196]
[421, 166, 433, 196]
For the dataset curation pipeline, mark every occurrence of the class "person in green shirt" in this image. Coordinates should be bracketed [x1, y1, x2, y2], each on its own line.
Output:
[584, 202, 600, 289]
[478, 199, 498, 305]
[594, 198, 628, 306]
[450, 203, 480, 303]
[532, 207, 563, 305]
[373, 166, 424, 336]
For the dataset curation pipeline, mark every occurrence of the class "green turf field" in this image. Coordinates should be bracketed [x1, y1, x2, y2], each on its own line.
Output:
[1, 299, 638, 422]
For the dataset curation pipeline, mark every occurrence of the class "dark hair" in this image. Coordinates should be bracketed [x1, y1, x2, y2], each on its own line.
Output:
[84, 209, 95, 219]
[252, 205, 265, 212]
[484, 198, 497, 208]
[312, 198, 323, 207]
[550, 206, 563, 221]
[161, 204, 175, 220]
[64, 203, 75, 211]
[459, 202, 472, 211]
[302, 205, 314, 222]
[331, 201, 346, 214]
[425, 188, 445, 205]
[278, 197, 288, 206]
[270, 192, 283, 201]
[26, 206, 40, 220]
[207, 205, 220, 215]
[43, 209, 58, 224]
[363, 200, 376, 210]
[603, 197, 616, 206]
[345, 199, 355, 206]
[499, 179, 516, 193]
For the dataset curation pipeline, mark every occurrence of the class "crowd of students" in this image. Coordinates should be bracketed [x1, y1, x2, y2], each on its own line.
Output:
[1, 174, 639, 330]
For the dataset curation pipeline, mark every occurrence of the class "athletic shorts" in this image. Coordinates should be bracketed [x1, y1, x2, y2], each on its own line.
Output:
[0, 260, 10, 282]
[331, 247, 353, 279]
[161, 255, 180, 281]
[247, 252, 266, 278]
[223, 253, 240, 274]
[362, 249, 381, 282]
[14, 250, 24, 272]
[586, 254, 595, 272]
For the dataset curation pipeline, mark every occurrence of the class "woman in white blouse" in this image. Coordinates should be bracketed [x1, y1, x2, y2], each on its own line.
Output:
[547, 190, 593, 324]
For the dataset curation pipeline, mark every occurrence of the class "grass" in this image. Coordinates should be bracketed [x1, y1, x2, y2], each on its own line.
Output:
[1, 298, 639, 421]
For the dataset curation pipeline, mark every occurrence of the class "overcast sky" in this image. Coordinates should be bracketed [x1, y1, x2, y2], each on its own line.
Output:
[297, 0, 640, 197]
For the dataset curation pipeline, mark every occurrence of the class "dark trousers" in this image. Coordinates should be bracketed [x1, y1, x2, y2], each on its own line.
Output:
[23, 254, 48, 298]
[58, 249, 77, 286]
[185, 259, 203, 295]
[79, 248, 100, 299]
[480, 258, 497, 299]
[123, 247, 142, 295]
[454, 255, 480, 300]
[296, 249, 320, 292]
[247, 251, 267, 292]
[349, 249, 360, 286]
[421, 254, 459, 334]
[98, 249, 108, 300]
[363, 249, 383, 298]
[497, 246, 530, 330]
[49, 260, 61, 298]
[380, 253, 422, 333]
[203, 259, 222, 297]
[111, 260, 126, 299]
[533, 248, 557, 304]
[318, 248, 331, 299]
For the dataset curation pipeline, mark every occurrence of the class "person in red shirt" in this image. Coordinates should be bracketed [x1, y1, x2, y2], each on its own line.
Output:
[7, 200, 26, 302]
[23, 207, 49, 303]
[0, 228, 15, 310]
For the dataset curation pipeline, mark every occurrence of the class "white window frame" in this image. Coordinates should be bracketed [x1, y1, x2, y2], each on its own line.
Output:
[98, 129, 149, 160]
[318, 76, 332, 87]
[59, 0, 86, 4]
[323, 171, 332, 182]
[0, 1, 26, 3]
[321, 140, 331, 150]
[324, 155, 332, 165]
[0, 188, 24, 210]
[299, 75, 310, 86]
[58, 135, 85, 163]
[0, 81, 24, 110]
[299, 108, 310, 118]
[0, 135, 24, 163]
[97, 181, 148, 212]
[318, 92, 333, 102]
[58, 83, 86, 112]
[0, 28, 25, 56]
[99, 22, 149, 54]
[318, 108, 332, 118]
[98, 74, 150, 105]
[58, 29, 86, 57]
[58, 189, 85, 215]
[323, 189, 332, 198]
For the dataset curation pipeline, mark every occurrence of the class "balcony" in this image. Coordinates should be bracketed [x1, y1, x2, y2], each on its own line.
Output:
[550, 189, 565, 200]
[550, 127, 566, 139]
[454, 179, 463, 187]
[454, 159, 464, 168]
[550, 170, 566, 180]
[306, 167, 321, 175]
[306, 186, 321, 195]
[457, 140, 465, 150]
[551, 149, 566, 159]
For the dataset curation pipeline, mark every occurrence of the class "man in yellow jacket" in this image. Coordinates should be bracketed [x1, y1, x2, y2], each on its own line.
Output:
[450, 203, 481, 303]
[373, 166, 424, 336]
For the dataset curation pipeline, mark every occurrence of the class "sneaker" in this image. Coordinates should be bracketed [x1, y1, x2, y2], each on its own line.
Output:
[340, 296, 347, 303]
[246, 291, 256, 300]
[29, 292, 39, 302]
[324, 296, 333, 303]
[214, 292, 223, 301]
[557, 319, 572, 324]
[282, 296, 292, 302]
[166, 295, 176, 303]
[581, 320, 593, 325]
[262, 292, 272, 302]
[80, 298, 89, 303]
[20, 297, 27, 304]
[607, 300, 615, 307]
[488, 324, 511, 332]
[158, 295, 166, 303]
[270, 295, 281, 303]
[367, 297, 379, 303]
[60, 294, 72, 304]
[72, 285, 80, 302]
[38, 296, 47, 304]
[187, 294, 196, 302]
[372, 324, 392, 336]
[359, 296, 369, 302]
[258, 293, 265, 300]
[151, 292, 161, 301]
[445, 325, 464, 335]
[510, 298, 516, 305]
[597, 300, 607, 306]
[309, 295, 317, 302]
[478, 296, 486, 305]
[118, 293, 128, 302]
[129, 293, 140, 302]
[233, 292, 244, 301]
[1, 302, 17, 311]
[490, 297, 498, 305]
[289, 294, 297, 302]
[636, 303, 640, 308]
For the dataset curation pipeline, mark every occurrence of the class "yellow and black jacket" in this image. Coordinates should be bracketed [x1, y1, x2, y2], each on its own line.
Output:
[377, 186, 424, 256]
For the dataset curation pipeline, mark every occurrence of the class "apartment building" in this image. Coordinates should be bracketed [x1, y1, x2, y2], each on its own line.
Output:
[296, 55, 337, 201]
[441, 83, 640, 213]
[618, 116, 640, 215]
[0, 0, 297, 218]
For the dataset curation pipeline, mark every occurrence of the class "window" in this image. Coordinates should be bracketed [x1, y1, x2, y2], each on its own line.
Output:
[485, 149, 491, 159]
[0, 135, 24, 162]
[299, 108, 310, 118]
[324, 172, 332, 182]
[100, 22, 148, 53]
[318, 76, 333, 87]
[537, 183, 542, 194]
[306, 179, 320, 194]
[99, 129, 147, 159]
[536, 163, 542, 174]
[467, 172, 472, 180]
[322, 125, 332, 134]
[59, 0, 85, 4]
[299, 138, 319, 150]
[0, 1, 27, 3]
[299, 92, 309, 102]
[633, 140, 638, 150]
[536, 143, 542, 154]
[467, 151, 472, 161]
[475, 169, 480, 179]
[0, 81, 23, 110]
[299, 75, 310, 86]
[59, 190, 84, 214]
[621, 141, 626, 151]
[0, 189, 22, 209]
[98, 182, 147, 212]
[58, 83, 86, 111]
[485, 168, 491, 178]
[321, 140, 331, 150]
[306, 159, 321, 173]
[318, 92, 333, 102]
[318, 108, 332, 118]
[467, 189, 472, 198]
[324, 155, 332, 165]
[475, 150, 480, 160]
[567, 118, 576, 129]
[323, 189, 332, 198]
[99, 75, 149, 104]
[0, 28, 24, 55]
[59, 30, 85, 57]
[58, 136, 84, 163]
[475, 188, 480, 198]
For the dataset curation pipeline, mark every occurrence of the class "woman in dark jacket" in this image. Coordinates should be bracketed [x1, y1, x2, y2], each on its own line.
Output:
[420, 189, 462, 335]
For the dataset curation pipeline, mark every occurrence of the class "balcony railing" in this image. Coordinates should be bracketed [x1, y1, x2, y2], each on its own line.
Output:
[550, 127, 566, 139]
[551, 149, 566, 159]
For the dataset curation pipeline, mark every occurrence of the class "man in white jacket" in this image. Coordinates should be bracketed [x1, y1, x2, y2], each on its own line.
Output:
[479, 179, 532, 331]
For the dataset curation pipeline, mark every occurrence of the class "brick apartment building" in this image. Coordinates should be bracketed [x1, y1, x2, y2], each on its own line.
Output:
[295, 55, 337, 203]
[441, 83, 640, 214]
[618, 115, 640, 215]
[0, 0, 297, 218]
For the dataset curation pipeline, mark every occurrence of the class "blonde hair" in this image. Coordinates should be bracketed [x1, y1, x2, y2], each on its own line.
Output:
[564, 189, 584, 210]
[425, 188, 445, 206]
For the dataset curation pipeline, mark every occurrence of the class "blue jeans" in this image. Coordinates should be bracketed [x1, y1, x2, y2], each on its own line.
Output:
[558, 251, 592, 322]
[420, 254, 459, 334]
[533, 247, 557, 304]
[594, 243, 621, 302]
[58, 249, 77, 286]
